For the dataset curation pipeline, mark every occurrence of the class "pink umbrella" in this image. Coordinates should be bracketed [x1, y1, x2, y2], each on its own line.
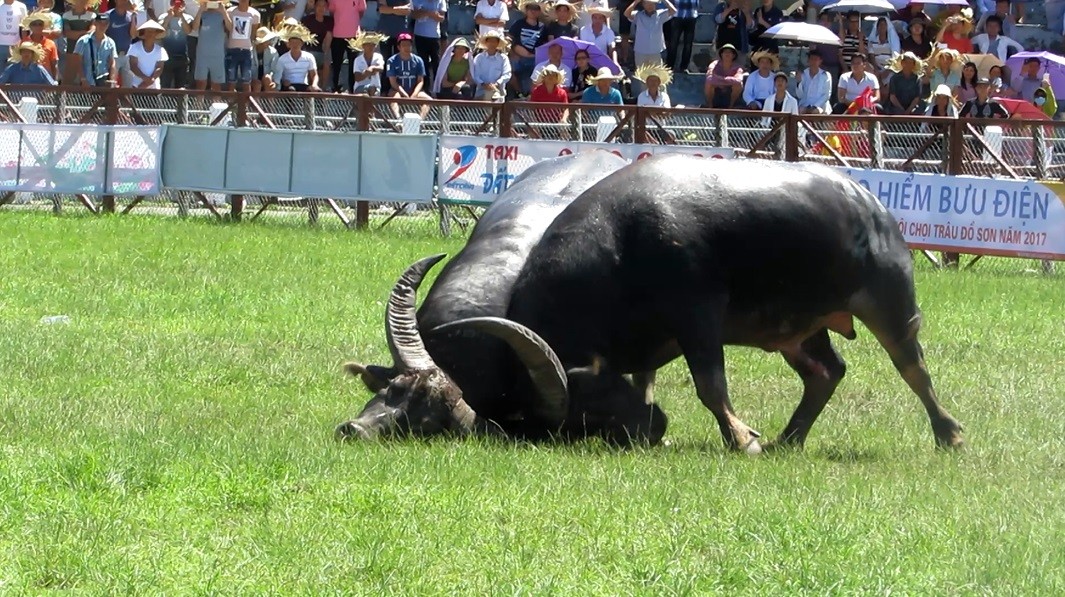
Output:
[534, 37, 623, 76]
[997, 98, 1051, 121]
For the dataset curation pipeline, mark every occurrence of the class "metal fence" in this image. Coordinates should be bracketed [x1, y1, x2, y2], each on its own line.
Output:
[0, 85, 1059, 273]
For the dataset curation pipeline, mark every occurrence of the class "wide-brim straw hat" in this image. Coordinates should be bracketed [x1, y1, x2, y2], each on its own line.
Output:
[476, 30, 510, 51]
[254, 26, 279, 45]
[9, 41, 44, 63]
[885, 51, 925, 77]
[277, 22, 318, 45]
[750, 50, 780, 71]
[533, 63, 565, 86]
[348, 31, 388, 51]
[633, 62, 672, 87]
[21, 11, 55, 29]
[583, 5, 614, 19]
[943, 12, 973, 35]
[930, 47, 963, 72]
[586, 65, 621, 84]
[136, 19, 165, 34]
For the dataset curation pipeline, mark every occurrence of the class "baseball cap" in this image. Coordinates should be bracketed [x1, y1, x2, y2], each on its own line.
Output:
[397, 32, 413, 42]
[975, 76, 990, 86]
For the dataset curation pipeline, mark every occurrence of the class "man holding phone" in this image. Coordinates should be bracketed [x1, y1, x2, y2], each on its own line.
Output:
[225, 0, 260, 91]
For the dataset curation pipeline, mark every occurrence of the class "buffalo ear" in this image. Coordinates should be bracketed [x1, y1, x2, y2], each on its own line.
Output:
[343, 362, 397, 393]
[590, 354, 606, 376]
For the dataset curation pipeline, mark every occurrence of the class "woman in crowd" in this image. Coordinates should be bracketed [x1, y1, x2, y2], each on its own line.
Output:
[865, 15, 899, 84]
[635, 61, 671, 108]
[567, 48, 596, 101]
[252, 27, 279, 92]
[900, 18, 932, 60]
[988, 64, 1010, 97]
[924, 48, 961, 99]
[1034, 87, 1057, 119]
[432, 37, 474, 99]
[936, 12, 973, 54]
[761, 71, 797, 127]
[703, 43, 743, 108]
[956, 61, 979, 104]
[529, 63, 569, 136]
[925, 84, 958, 118]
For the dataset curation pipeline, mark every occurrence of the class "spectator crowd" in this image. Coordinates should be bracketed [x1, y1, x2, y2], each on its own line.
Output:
[0, 0, 1060, 122]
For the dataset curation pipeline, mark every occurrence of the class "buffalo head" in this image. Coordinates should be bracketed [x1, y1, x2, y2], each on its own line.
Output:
[335, 255, 570, 441]
[431, 319, 668, 447]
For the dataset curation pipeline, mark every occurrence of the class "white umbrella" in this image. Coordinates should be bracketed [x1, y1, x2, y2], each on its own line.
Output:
[764, 22, 842, 46]
[822, 0, 895, 12]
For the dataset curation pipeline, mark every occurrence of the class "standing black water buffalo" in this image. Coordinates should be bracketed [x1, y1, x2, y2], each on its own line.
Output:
[336, 150, 666, 444]
[438, 155, 965, 453]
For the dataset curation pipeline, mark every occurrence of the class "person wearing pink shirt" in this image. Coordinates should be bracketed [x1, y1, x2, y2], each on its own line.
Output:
[328, 0, 365, 92]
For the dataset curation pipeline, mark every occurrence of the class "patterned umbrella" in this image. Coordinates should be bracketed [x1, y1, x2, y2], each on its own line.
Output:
[534, 37, 623, 76]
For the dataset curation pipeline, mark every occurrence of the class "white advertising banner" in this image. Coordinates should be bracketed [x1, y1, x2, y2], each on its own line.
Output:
[0, 123, 162, 196]
[841, 168, 1065, 260]
[438, 135, 734, 205]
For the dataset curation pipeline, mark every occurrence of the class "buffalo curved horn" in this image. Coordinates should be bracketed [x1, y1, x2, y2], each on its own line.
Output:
[386, 254, 447, 372]
[432, 317, 569, 424]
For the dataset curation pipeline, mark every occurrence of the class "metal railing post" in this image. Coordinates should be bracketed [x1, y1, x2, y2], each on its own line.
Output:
[304, 96, 316, 131]
[717, 112, 729, 148]
[785, 114, 799, 162]
[948, 119, 964, 176]
[1034, 123, 1048, 180]
[869, 118, 883, 169]
[230, 93, 248, 221]
[101, 90, 121, 213]
[355, 95, 370, 229]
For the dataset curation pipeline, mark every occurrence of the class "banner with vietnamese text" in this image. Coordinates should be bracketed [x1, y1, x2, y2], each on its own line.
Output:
[841, 168, 1065, 260]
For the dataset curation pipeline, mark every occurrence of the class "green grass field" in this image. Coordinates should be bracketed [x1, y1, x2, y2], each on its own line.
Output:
[1, 213, 1063, 593]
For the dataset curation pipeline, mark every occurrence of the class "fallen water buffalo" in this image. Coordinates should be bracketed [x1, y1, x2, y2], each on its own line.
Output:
[438, 155, 965, 453]
[336, 150, 666, 445]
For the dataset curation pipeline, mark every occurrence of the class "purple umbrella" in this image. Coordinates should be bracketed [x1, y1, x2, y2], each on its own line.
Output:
[534, 37, 623, 76]
[1005, 51, 1065, 99]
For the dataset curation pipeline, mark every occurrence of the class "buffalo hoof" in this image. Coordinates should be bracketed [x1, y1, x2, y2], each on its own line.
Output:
[933, 419, 965, 450]
[743, 438, 764, 456]
[335, 420, 375, 441]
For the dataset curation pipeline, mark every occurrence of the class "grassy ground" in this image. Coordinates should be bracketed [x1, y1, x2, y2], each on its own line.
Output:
[0, 213, 1062, 594]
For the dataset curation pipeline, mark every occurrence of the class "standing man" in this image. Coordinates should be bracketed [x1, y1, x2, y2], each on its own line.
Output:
[22, 13, 60, 79]
[74, 12, 117, 86]
[624, 0, 675, 68]
[666, 0, 697, 73]
[749, 0, 782, 54]
[328, 0, 366, 93]
[411, 0, 444, 86]
[376, 0, 410, 95]
[62, 0, 95, 83]
[191, 0, 229, 90]
[713, 0, 749, 66]
[796, 49, 832, 114]
[225, 0, 259, 91]
[105, 0, 135, 86]
[0, 0, 28, 62]
[160, 0, 192, 88]
[474, 0, 507, 37]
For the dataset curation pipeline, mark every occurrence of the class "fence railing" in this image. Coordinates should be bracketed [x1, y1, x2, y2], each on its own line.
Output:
[2, 85, 1063, 225]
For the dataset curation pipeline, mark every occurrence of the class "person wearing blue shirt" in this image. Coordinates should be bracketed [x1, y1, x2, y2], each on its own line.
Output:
[74, 13, 118, 86]
[0, 42, 58, 85]
[106, 0, 136, 87]
[667, 0, 698, 72]
[581, 67, 623, 104]
[411, 0, 445, 84]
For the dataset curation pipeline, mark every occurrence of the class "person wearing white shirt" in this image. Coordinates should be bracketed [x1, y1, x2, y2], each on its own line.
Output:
[473, 0, 508, 37]
[273, 28, 320, 90]
[351, 31, 386, 94]
[579, 6, 616, 64]
[579, 0, 608, 28]
[531, 43, 572, 89]
[833, 54, 879, 113]
[761, 72, 798, 127]
[470, 30, 510, 101]
[796, 49, 832, 114]
[970, 15, 1024, 63]
[126, 20, 169, 88]
[0, 0, 29, 60]
[743, 50, 777, 109]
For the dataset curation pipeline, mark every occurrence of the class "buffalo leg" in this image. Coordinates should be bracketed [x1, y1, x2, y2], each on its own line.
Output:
[875, 328, 964, 449]
[633, 370, 657, 405]
[677, 328, 762, 454]
[769, 329, 847, 449]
